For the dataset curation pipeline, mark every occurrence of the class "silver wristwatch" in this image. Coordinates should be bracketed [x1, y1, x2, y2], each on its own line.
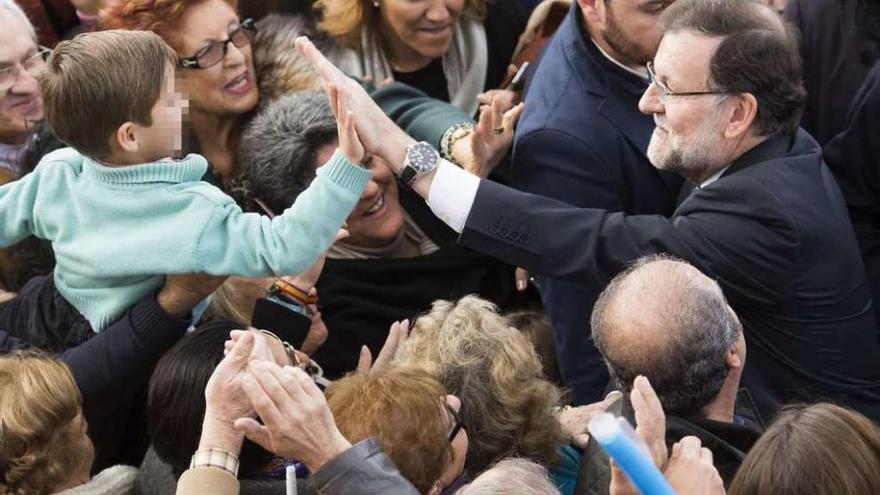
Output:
[399, 141, 440, 185]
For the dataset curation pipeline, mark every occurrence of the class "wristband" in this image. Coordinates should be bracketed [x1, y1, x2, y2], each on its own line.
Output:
[274, 279, 318, 305]
[190, 448, 240, 477]
[440, 122, 475, 164]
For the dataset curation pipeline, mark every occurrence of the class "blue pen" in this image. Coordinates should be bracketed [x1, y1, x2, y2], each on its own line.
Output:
[588, 413, 676, 495]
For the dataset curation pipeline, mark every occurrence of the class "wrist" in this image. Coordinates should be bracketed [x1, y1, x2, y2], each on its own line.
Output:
[199, 412, 245, 455]
[304, 431, 352, 472]
[380, 132, 417, 176]
[157, 288, 196, 319]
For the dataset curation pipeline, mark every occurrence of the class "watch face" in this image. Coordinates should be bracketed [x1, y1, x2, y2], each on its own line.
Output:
[408, 142, 439, 174]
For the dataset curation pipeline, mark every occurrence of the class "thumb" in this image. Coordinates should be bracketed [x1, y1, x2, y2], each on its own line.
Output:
[234, 417, 271, 450]
[228, 331, 255, 363]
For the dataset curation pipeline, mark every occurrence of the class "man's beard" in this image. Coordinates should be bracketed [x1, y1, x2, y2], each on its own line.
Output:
[647, 114, 726, 183]
[603, 8, 653, 67]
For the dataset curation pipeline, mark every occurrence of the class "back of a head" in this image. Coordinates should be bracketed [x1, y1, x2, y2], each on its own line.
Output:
[38, 30, 176, 158]
[591, 255, 741, 417]
[325, 366, 453, 494]
[728, 403, 880, 494]
[0, 350, 87, 494]
[252, 14, 325, 102]
[661, 0, 806, 135]
[396, 296, 564, 474]
[233, 91, 338, 214]
[457, 458, 560, 495]
[147, 320, 273, 478]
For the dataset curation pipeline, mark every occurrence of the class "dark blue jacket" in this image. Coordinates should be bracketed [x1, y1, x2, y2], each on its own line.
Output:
[511, 2, 681, 403]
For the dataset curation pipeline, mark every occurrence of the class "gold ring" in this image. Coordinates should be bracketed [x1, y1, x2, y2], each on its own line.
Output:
[493, 127, 504, 135]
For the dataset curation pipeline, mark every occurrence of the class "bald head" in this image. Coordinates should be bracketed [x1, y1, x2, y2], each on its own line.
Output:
[592, 256, 742, 416]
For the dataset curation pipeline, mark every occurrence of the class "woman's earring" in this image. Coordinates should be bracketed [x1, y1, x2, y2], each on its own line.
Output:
[373, 0, 379, 7]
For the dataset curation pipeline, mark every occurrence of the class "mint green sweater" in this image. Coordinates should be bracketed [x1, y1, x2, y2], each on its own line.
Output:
[0, 148, 370, 331]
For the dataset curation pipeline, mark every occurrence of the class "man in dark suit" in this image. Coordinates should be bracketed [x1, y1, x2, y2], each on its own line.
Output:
[296, 0, 880, 421]
[824, 61, 880, 329]
[511, 0, 682, 404]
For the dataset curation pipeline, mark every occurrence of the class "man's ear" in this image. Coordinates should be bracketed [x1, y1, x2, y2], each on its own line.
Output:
[115, 122, 139, 153]
[726, 346, 742, 370]
[722, 93, 759, 140]
[578, 0, 608, 27]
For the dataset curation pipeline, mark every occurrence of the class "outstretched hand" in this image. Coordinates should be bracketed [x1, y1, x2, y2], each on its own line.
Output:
[454, 96, 525, 178]
[329, 85, 366, 164]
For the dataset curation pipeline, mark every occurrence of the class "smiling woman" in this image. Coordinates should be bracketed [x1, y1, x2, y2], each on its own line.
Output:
[318, 0, 529, 115]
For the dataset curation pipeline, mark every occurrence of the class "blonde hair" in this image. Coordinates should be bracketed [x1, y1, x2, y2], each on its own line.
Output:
[38, 30, 177, 158]
[0, 351, 88, 495]
[316, 0, 489, 49]
[326, 366, 454, 493]
[396, 295, 564, 474]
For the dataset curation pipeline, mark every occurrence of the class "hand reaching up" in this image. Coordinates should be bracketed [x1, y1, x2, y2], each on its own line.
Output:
[357, 319, 410, 373]
[329, 84, 366, 164]
[453, 96, 525, 178]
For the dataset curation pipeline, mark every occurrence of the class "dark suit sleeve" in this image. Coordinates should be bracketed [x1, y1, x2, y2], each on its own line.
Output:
[459, 177, 799, 292]
[513, 129, 623, 209]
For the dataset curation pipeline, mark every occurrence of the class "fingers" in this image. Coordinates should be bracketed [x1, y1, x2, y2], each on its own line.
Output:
[295, 36, 341, 84]
[503, 102, 526, 130]
[632, 375, 667, 468]
[357, 345, 373, 373]
[242, 371, 284, 428]
[227, 330, 255, 364]
[491, 95, 505, 132]
[515, 267, 529, 291]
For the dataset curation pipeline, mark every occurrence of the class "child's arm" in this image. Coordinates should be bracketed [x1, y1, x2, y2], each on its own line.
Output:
[195, 91, 370, 277]
[0, 170, 43, 248]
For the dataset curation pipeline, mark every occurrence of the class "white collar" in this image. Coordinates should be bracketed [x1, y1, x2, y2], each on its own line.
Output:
[700, 165, 731, 188]
[591, 39, 649, 80]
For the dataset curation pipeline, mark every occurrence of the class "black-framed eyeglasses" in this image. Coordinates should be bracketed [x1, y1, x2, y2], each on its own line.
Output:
[646, 61, 727, 102]
[0, 46, 51, 92]
[177, 18, 257, 70]
[446, 403, 465, 443]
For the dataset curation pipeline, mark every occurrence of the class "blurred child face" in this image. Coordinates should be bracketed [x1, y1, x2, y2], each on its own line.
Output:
[135, 64, 187, 160]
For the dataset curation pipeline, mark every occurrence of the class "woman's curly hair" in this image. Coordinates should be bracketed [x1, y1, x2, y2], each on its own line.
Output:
[0, 350, 88, 495]
[100, 0, 238, 45]
[396, 295, 565, 476]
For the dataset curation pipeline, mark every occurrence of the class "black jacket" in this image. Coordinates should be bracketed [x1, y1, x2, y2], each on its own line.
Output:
[575, 392, 763, 495]
[824, 61, 880, 327]
[511, 1, 681, 404]
[460, 130, 880, 422]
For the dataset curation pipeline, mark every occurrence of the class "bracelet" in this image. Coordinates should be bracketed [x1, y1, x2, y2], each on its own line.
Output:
[258, 330, 301, 367]
[274, 279, 318, 305]
[190, 448, 240, 477]
[440, 122, 475, 164]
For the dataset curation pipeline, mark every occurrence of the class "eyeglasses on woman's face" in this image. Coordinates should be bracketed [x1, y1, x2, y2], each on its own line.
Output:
[177, 18, 256, 70]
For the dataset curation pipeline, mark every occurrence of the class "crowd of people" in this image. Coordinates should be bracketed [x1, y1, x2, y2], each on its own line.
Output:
[0, 0, 879, 493]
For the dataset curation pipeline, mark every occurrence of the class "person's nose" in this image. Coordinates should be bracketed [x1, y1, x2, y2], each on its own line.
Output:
[359, 176, 381, 203]
[224, 41, 247, 68]
[639, 82, 664, 116]
[426, 0, 452, 23]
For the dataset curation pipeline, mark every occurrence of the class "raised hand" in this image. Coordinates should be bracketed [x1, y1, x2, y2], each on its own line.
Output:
[296, 37, 412, 168]
[329, 85, 366, 164]
[235, 361, 352, 471]
[453, 96, 525, 178]
[356, 319, 410, 374]
[664, 437, 725, 495]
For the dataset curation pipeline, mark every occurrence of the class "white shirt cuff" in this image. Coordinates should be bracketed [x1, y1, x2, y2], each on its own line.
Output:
[426, 159, 480, 233]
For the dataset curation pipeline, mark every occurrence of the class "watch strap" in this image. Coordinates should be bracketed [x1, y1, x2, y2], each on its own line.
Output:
[399, 164, 418, 185]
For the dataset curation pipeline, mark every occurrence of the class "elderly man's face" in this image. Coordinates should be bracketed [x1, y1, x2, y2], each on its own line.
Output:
[639, 30, 733, 184]
[0, 10, 44, 144]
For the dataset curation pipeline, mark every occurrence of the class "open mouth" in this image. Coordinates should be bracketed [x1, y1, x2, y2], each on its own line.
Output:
[363, 193, 385, 217]
[224, 72, 251, 94]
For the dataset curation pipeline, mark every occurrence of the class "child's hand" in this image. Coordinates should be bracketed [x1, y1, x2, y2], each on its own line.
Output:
[328, 84, 366, 165]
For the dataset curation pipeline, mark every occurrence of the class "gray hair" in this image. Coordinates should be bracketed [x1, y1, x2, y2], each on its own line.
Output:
[591, 255, 741, 417]
[232, 91, 338, 214]
[0, 0, 37, 42]
[457, 458, 561, 495]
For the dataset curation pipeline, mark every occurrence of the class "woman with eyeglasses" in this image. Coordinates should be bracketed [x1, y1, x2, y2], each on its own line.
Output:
[102, 0, 259, 184]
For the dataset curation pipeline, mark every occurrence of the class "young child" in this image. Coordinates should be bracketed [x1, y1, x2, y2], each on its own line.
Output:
[0, 30, 371, 331]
